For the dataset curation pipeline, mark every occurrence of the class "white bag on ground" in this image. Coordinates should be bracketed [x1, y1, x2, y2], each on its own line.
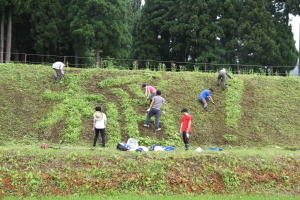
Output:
[195, 147, 203, 152]
[127, 138, 139, 149]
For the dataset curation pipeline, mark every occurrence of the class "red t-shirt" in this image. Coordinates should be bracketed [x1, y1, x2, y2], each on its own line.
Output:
[181, 115, 192, 132]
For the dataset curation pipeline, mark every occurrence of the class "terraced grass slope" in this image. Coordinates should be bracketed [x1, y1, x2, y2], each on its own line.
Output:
[0, 63, 299, 148]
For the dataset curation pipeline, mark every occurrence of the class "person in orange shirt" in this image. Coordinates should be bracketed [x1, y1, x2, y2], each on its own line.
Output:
[180, 108, 193, 151]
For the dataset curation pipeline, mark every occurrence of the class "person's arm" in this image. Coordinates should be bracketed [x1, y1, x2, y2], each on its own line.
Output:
[226, 72, 232, 79]
[104, 119, 107, 128]
[92, 120, 96, 131]
[147, 99, 154, 111]
[161, 101, 165, 113]
[209, 96, 215, 104]
[145, 87, 150, 99]
[187, 120, 192, 133]
[180, 122, 183, 134]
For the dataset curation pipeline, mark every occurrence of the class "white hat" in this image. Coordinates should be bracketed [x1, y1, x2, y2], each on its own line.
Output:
[94, 111, 103, 120]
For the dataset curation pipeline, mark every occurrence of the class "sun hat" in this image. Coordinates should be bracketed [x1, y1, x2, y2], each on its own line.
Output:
[94, 111, 103, 120]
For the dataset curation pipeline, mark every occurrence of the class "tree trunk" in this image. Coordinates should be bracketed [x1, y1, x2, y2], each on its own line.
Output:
[0, 15, 4, 63]
[96, 46, 101, 67]
[5, 11, 12, 63]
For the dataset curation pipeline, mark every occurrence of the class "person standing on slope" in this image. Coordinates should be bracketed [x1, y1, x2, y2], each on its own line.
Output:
[92, 106, 107, 148]
[144, 90, 165, 131]
[180, 108, 193, 151]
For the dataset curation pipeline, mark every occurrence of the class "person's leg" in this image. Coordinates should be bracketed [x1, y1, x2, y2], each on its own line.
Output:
[145, 109, 155, 125]
[199, 98, 208, 110]
[99, 129, 106, 147]
[55, 69, 62, 82]
[221, 74, 226, 90]
[154, 109, 161, 129]
[182, 131, 190, 150]
[93, 129, 100, 147]
[217, 74, 222, 86]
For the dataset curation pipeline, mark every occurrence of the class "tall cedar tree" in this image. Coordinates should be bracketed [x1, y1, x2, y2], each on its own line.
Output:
[237, 0, 279, 69]
[68, 0, 132, 67]
[0, 0, 31, 63]
[266, 0, 298, 74]
[131, 0, 172, 64]
[218, 0, 243, 65]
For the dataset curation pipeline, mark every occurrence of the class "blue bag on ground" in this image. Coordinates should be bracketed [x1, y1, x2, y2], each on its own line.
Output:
[205, 147, 224, 151]
[164, 146, 175, 151]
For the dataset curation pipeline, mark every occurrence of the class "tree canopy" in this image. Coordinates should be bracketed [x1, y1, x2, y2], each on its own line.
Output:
[0, 0, 298, 72]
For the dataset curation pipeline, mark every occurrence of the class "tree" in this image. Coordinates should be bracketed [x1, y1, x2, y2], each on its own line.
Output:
[29, 0, 66, 59]
[131, 0, 172, 63]
[266, 0, 298, 74]
[69, 0, 132, 67]
[0, 0, 31, 63]
[237, 0, 279, 68]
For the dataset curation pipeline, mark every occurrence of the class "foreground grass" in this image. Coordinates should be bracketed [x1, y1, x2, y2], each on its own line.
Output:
[4, 194, 299, 200]
[0, 146, 299, 198]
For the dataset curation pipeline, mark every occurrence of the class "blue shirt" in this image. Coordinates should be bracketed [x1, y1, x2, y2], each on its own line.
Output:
[198, 89, 211, 99]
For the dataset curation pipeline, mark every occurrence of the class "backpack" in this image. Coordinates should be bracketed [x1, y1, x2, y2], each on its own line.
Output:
[116, 143, 129, 151]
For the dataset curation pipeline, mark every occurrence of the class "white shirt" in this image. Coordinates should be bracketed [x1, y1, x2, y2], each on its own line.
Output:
[94, 113, 107, 129]
[52, 62, 65, 74]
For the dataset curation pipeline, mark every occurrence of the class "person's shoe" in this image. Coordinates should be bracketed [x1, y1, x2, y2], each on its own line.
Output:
[204, 108, 210, 111]
[143, 124, 149, 127]
[155, 128, 161, 131]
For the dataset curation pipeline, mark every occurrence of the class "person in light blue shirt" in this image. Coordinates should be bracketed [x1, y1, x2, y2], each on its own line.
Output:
[198, 88, 214, 111]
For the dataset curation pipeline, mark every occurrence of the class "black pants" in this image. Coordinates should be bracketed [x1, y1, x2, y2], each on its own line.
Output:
[182, 131, 190, 144]
[93, 128, 106, 147]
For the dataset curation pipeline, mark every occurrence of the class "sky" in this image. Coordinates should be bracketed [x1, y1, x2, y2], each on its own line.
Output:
[290, 15, 300, 52]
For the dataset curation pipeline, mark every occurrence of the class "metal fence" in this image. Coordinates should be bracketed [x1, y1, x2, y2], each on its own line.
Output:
[9, 52, 300, 76]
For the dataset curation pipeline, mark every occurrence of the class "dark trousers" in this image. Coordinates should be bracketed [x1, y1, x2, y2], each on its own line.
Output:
[145, 108, 161, 129]
[93, 128, 106, 147]
[182, 131, 190, 144]
[54, 69, 62, 82]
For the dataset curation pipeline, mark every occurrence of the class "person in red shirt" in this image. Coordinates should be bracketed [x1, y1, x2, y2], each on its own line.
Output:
[180, 108, 193, 151]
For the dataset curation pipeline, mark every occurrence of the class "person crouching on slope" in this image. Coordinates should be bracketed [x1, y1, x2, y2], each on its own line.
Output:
[198, 88, 215, 111]
[142, 84, 157, 105]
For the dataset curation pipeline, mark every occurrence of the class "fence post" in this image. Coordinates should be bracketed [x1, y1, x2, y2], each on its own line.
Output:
[100, 58, 102, 68]
[63, 56, 66, 63]
[271, 66, 274, 76]
[237, 64, 240, 74]
[204, 63, 207, 72]
[24, 54, 27, 64]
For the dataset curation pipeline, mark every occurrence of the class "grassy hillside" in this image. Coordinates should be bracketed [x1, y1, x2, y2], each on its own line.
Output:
[0, 63, 299, 148]
[0, 64, 300, 198]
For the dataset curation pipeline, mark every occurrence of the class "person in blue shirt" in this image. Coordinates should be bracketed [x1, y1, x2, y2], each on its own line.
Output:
[198, 88, 215, 111]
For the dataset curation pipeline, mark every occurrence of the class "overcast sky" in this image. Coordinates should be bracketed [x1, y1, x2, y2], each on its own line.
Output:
[290, 15, 300, 51]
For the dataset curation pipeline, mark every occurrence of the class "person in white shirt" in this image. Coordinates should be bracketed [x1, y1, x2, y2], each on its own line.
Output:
[52, 61, 66, 82]
[92, 106, 107, 147]
[217, 68, 233, 90]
